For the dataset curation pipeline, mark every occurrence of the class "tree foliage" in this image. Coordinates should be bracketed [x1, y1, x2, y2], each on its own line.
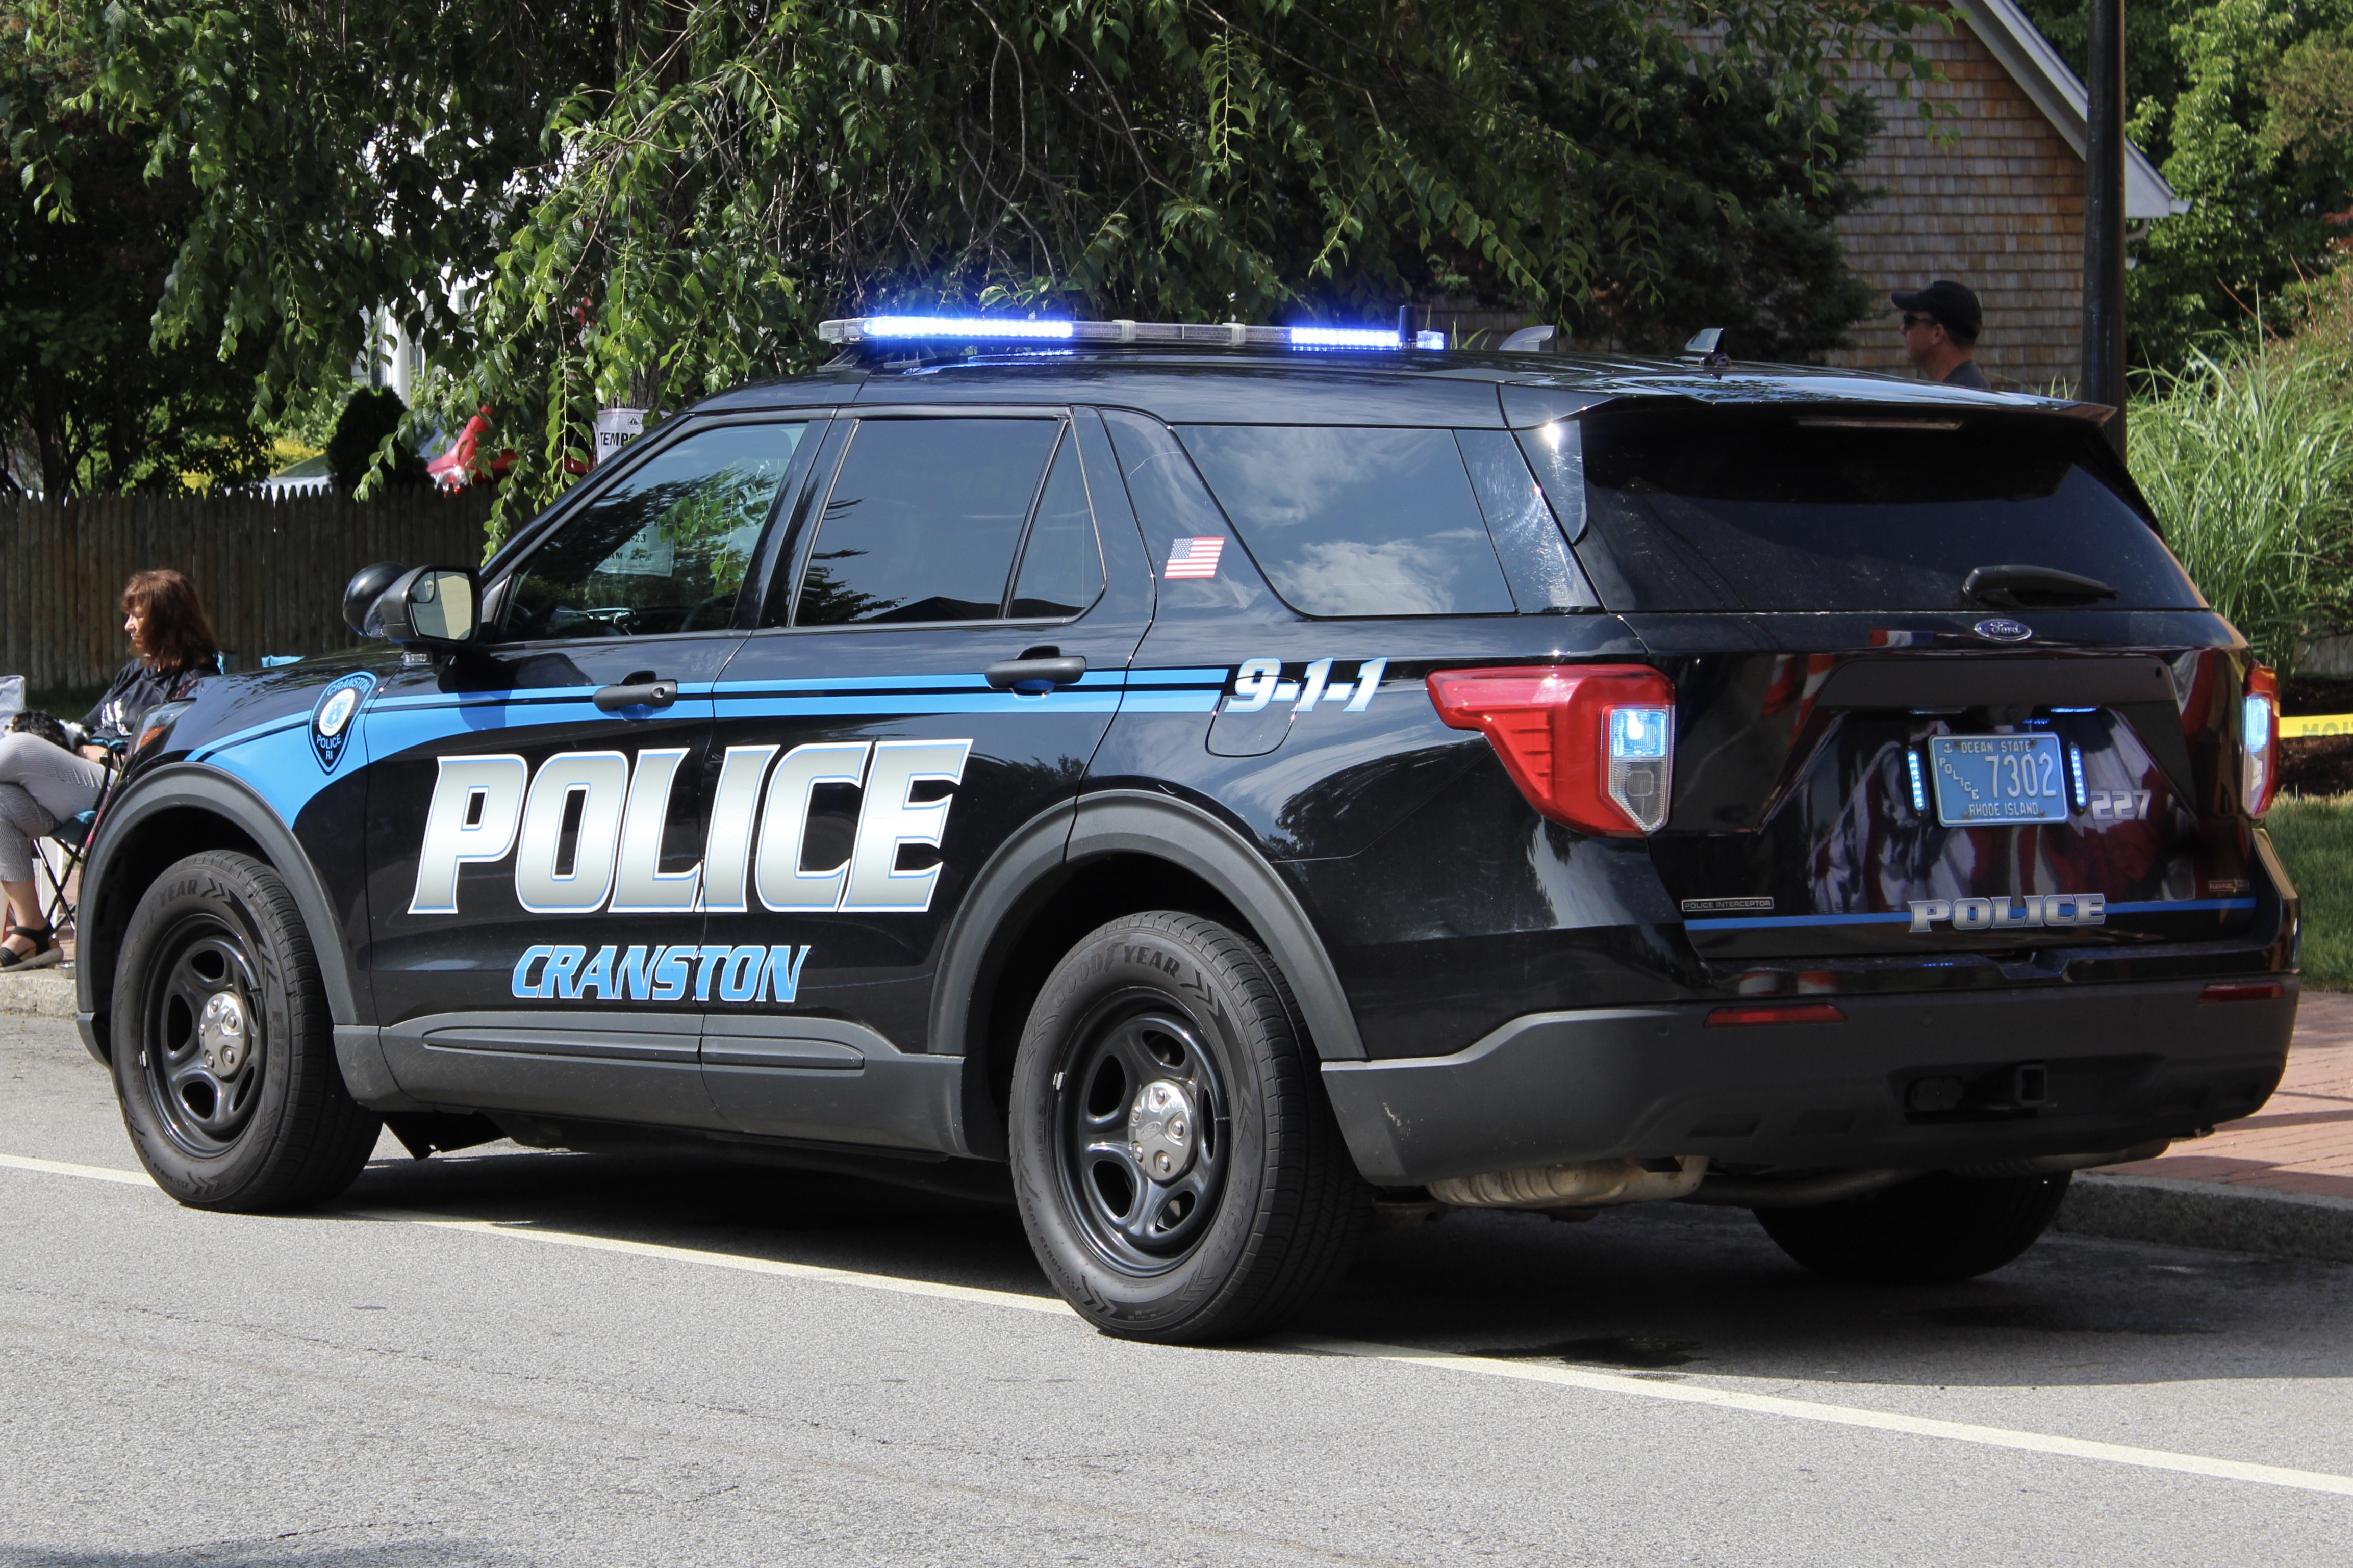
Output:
[1557, 63, 1882, 361]
[0, 10, 269, 495]
[2017, 0, 2353, 367]
[42, 0, 1939, 525]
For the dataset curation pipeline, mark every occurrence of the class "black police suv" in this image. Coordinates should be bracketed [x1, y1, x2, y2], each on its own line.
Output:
[78, 318, 2297, 1342]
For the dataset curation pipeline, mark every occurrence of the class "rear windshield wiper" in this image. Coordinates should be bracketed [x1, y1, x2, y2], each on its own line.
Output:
[1961, 564, 2120, 609]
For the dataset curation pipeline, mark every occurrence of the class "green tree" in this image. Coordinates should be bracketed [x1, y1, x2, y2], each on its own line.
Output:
[1555, 63, 1882, 361]
[0, 10, 268, 495]
[2015, 0, 2353, 366]
[60, 0, 1943, 527]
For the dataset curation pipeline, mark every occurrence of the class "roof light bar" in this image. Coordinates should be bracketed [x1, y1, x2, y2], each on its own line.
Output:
[859, 315, 1074, 341]
[818, 316, 1441, 352]
[1288, 326, 1402, 349]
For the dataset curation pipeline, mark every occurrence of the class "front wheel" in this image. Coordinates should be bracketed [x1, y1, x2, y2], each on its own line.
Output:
[1754, 1171, 2072, 1284]
[1009, 912, 1367, 1342]
[112, 851, 380, 1211]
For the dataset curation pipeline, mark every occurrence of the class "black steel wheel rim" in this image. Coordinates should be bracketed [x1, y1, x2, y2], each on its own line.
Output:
[141, 913, 268, 1158]
[1052, 992, 1231, 1275]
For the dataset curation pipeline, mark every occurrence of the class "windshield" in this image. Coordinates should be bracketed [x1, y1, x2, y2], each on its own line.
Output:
[1571, 407, 2204, 613]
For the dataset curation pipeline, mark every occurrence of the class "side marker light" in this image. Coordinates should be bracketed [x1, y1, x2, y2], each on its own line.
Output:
[2199, 982, 2283, 1003]
[1706, 1003, 1846, 1027]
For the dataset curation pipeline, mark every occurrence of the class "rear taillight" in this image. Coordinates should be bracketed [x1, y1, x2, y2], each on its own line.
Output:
[2244, 664, 2280, 819]
[1426, 665, 1676, 834]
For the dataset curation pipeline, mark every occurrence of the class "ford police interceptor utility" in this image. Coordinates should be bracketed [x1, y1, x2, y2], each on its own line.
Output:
[77, 316, 2297, 1343]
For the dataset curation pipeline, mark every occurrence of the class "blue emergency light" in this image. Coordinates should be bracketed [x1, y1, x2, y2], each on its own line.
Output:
[818, 316, 1447, 351]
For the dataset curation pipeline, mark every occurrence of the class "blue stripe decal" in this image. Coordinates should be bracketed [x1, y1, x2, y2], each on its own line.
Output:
[717, 693, 1126, 717]
[1687, 896, 2260, 933]
[1687, 911, 1912, 932]
[186, 713, 310, 764]
[191, 728, 338, 826]
[1126, 667, 1228, 686]
[711, 672, 992, 695]
[1119, 691, 1224, 712]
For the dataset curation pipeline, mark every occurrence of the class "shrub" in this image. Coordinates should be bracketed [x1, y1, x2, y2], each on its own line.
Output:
[325, 388, 427, 497]
[2131, 347, 2353, 671]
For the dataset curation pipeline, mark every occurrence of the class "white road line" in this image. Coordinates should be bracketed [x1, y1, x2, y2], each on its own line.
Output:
[8, 1149, 2352, 1500]
[341, 1205, 1075, 1317]
[0, 1151, 157, 1187]
[1281, 1335, 2353, 1498]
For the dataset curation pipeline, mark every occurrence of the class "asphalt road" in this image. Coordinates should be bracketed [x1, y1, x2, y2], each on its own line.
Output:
[5, 1014, 2352, 1567]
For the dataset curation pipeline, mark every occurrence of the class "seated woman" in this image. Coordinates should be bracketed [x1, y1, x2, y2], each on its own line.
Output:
[0, 569, 222, 968]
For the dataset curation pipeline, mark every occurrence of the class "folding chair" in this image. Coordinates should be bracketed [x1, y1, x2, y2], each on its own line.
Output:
[31, 739, 123, 946]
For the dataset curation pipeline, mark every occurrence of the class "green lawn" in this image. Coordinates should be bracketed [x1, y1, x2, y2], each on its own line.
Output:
[2270, 795, 2353, 990]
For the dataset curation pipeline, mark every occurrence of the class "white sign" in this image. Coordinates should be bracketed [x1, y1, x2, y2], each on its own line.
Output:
[594, 407, 645, 466]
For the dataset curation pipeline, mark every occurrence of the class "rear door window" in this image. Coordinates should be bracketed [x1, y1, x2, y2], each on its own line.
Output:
[794, 417, 1063, 625]
[1573, 407, 2204, 613]
[1177, 426, 1516, 616]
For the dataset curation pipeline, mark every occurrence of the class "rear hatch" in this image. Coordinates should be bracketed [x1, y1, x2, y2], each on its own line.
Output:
[1549, 399, 2272, 966]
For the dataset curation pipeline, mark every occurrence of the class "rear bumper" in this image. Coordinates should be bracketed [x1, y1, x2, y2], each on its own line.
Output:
[1322, 979, 2296, 1187]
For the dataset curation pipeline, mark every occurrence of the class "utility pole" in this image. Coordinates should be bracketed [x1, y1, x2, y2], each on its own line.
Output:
[2083, 0, 2129, 455]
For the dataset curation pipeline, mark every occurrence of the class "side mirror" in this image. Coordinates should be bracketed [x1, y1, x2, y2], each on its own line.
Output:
[342, 561, 407, 636]
[368, 565, 479, 646]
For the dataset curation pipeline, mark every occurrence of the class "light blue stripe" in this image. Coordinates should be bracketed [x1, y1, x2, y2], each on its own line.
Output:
[1118, 691, 1224, 713]
[1688, 896, 2260, 933]
[712, 672, 992, 695]
[719, 693, 1126, 717]
[1126, 667, 1228, 686]
[186, 714, 310, 764]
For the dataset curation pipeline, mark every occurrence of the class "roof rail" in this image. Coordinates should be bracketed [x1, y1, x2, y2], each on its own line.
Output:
[817, 316, 1448, 351]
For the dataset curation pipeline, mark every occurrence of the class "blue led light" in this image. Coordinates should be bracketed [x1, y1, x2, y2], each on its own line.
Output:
[1907, 749, 1927, 813]
[1288, 326, 1404, 349]
[2051, 706, 2096, 713]
[2244, 693, 2273, 751]
[1414, 330, 1447, 349]
[1610, 707, 1670, 760]
[863, 316, 1075, 340]
[2068, 743, 2087, 809]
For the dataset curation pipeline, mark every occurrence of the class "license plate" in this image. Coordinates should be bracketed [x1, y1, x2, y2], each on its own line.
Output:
[1927, 735, 2071, 826]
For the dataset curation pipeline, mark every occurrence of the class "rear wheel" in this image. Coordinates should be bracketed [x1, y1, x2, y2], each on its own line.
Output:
[1754, 1171, 2071, 1284]
[1009, 912, 1367, 1342]
[112, 852, 379, 1211]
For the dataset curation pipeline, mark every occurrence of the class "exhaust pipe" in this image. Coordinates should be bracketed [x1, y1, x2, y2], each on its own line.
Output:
[1430, 1156, 1707, 1210]
[1681, 1169, 1920, 1209]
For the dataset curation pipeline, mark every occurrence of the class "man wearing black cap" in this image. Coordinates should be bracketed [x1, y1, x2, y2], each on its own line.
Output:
[1891, 279, 1988, 390]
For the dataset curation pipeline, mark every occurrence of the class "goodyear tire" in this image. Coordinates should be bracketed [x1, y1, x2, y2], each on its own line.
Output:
[112, 852, 380, 1211]
[1009, 912, 1368, 1342]
[1754, 1171, 2072, 1284]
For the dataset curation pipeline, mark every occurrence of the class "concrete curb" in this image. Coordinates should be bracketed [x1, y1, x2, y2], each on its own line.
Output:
[2057, 1172, 2353, 1265]
[0, 968, 75, 1021]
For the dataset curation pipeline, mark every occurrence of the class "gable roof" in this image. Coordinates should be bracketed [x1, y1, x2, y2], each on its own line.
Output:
[1953, 0, 2189, 218]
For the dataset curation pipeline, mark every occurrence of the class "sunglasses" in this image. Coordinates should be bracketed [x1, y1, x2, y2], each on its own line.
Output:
[1900, 313, 1940, 332]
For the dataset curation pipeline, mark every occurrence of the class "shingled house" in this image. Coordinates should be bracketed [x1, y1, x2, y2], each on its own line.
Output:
[1826, 0, 2184, 392]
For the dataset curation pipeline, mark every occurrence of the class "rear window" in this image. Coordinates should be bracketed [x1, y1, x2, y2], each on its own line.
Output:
[1572, 407, 2204, 613]
[1178, 426, 1516, 616]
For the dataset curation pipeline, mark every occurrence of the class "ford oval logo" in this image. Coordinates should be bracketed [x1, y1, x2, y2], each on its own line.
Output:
[1974, 618, 2034, 643]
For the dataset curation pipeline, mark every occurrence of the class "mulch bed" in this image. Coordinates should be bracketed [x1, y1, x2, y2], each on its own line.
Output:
[2283, 736, 2353, 798]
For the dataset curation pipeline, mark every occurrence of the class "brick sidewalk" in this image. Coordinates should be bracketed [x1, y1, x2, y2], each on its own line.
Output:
[2103, 989, 2353, 1201]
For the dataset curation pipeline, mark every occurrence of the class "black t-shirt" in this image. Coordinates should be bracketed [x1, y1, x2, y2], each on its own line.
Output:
[83, 657, 219, 743]
[1941, 358, 1990, 390]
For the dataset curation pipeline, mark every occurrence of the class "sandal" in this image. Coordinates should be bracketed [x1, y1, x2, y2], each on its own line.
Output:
[0, 924, 60, 970]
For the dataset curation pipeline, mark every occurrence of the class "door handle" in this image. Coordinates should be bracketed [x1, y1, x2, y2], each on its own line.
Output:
[594, 676, 679, 712]
[984, 654, 1088, 694]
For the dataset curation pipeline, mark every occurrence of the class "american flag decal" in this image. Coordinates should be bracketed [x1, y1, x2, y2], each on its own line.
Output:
[1163, 536, 1225, 579]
